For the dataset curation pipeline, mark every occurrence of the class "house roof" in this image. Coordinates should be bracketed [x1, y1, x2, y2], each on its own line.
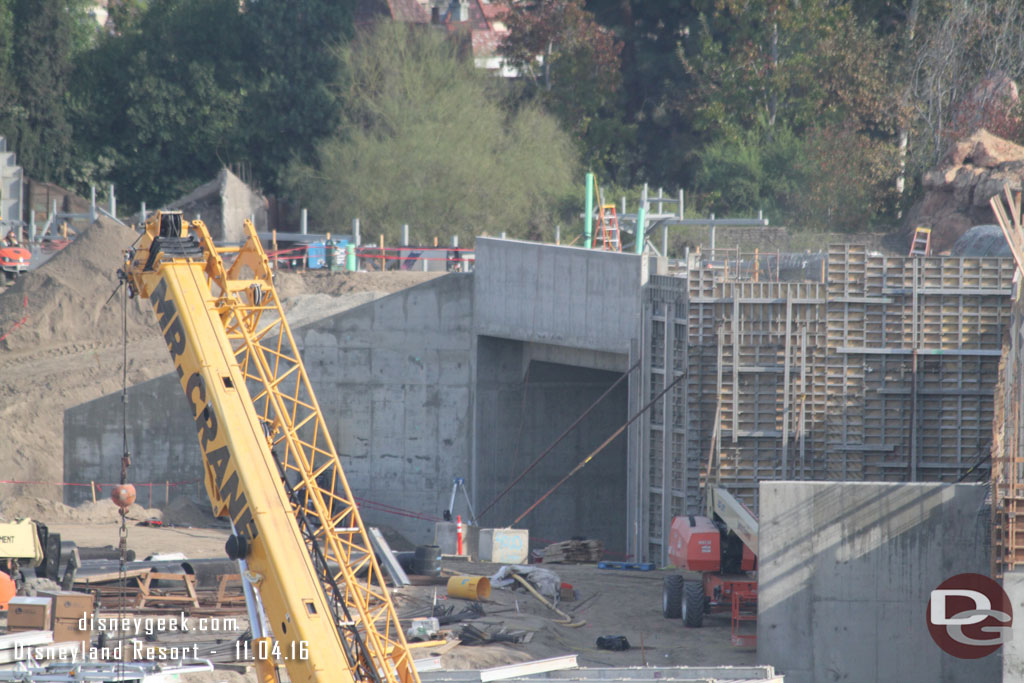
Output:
[479, 2, 509, 30]
[471, 29, 505, 58]
[355, 0, 430, 26]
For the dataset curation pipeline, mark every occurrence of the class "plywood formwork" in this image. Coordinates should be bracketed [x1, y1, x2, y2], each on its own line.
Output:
[634, 250, 1013, 564]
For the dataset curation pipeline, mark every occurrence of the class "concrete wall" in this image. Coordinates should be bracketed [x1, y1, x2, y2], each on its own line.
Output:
[64, 372, 205, 507]
[65, 239, 643, 552]
[296, 273, 474, 544]
[1004, 570, 1024, 681]
[758, 481, 996, 683]
[65, 274, 475, 546]
[473, 337, 629, 554]
[474, 237, 642, 354]
[168, 168, 268, 242]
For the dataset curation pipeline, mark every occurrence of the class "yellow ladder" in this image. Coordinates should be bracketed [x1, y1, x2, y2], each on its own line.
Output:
[908, 227, 931, 256]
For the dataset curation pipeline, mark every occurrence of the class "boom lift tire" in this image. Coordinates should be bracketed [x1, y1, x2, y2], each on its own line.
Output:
[662, 575, 683, 618]
[682, 580, 705, 628]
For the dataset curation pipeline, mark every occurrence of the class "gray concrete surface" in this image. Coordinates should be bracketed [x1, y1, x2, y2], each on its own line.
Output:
[473, 337, 628, 555]
[66, 239, 642, 553]
[473, 237, 643, 354]
[758, 481, 996, 683]
[1005, 570, 1024, 681]
[167, 168, 268, 241]
[66, 275, 475, 546]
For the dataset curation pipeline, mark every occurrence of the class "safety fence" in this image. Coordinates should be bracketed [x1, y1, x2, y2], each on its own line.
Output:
[266, 243, 475, 273]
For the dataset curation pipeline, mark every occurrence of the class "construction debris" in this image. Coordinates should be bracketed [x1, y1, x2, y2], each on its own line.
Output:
[539, 539, 603, 564]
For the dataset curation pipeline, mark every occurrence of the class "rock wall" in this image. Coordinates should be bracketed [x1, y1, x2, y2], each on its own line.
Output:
[906, 129, 1024, 253]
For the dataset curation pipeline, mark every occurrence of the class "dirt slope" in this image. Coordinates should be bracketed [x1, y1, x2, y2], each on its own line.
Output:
[0, 225, 440, 501]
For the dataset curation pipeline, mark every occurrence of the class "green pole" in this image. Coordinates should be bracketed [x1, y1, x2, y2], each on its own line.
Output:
[635, 205, 646, 254]
[584, 172, 594, 249]
[346, 243, 357, 272]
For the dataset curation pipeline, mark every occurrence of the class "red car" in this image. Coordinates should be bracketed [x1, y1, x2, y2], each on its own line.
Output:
[0, 245, 29, 282]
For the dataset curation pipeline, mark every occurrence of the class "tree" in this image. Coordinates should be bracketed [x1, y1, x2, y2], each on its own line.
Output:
[70, 0, 248, 206]
[4, 0, 93, 183]
[907, 0, 1024, 169]
[501, 0, 632, 181]
[290, 22, 579, 244]
[238, 0, 353, 193]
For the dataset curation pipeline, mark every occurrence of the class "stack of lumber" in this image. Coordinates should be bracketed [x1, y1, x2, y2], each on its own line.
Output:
[539, 539, 603, 564]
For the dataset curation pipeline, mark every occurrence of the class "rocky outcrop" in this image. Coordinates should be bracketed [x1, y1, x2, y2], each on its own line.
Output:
[905, 129, 1024, 253]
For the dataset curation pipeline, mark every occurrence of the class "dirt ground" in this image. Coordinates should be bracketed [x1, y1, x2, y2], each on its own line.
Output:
[45, 520, 753, 682]
[0, 221, 440, 503]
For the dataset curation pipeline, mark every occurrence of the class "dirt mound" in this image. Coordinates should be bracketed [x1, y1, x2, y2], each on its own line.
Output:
[0, 217, 156, 351]
[161, 497, 222, 527]
[274, 270, 443, 299]
[0, 496, 162, 524]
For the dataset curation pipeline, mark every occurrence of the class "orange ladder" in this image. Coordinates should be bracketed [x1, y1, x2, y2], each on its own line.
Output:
[597, 203, 622, 251]
[908, 227, 931, 256]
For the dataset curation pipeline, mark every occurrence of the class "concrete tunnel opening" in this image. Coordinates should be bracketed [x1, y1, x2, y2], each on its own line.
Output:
[474, 335, 629, 558]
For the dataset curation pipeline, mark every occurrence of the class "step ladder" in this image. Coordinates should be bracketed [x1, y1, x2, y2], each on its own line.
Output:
[908, 226, 931, 256]
[597, 203, 621, 251]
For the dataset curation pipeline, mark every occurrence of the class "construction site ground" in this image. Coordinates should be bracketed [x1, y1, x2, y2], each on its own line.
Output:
[0, 221, 752, 680]
[44, 520, 754, 682]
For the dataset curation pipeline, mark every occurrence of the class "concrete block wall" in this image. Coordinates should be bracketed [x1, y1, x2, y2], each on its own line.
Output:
[65, 275, 475, 546]
[758, 481, 996, 683]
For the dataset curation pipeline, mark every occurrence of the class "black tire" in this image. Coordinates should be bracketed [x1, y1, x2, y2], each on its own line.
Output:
[662, 575, 683, 618]
[682, 580, 705, 627]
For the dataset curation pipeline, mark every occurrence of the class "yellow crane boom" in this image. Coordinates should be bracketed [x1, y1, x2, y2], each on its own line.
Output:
[120, 212, 418, 683]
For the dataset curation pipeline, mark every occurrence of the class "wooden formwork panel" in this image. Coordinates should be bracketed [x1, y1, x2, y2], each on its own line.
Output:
[639, 255, 1011, 563]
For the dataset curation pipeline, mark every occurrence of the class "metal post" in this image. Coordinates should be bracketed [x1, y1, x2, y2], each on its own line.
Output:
[28, 211, 34, 243]
[140, 201, 147, 225]
[635, 204, 645, 254]
[108, 184, 116, 219]
[352, 218, 360, 246]
[402, 224, 409, 246]
[501, 231, 506, 239]
[709, 213, 716, 252]
[89, 186, 96, 223]
[799, 327, 808, 478]
[555, 225, 560, 245]
[635, 185, 648, 255]
[584, 172, 594, 249]
[301, 209, 308, 235]
[452, 234, 459, 248]
[781, 297, 792, 477]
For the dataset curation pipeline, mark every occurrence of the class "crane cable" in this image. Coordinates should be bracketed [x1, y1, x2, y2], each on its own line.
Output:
[511, 367, 686, 527]
[117, 278, 132, 677]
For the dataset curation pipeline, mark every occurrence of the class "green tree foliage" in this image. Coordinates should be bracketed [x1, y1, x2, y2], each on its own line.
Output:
[290, 23, 578, 244]
[501, 0, 633, 182]
[2, 0, 92, 184]
[70, 0, 247, 206]
[681, 0, 894, 229]
[238, 0, 353, 193]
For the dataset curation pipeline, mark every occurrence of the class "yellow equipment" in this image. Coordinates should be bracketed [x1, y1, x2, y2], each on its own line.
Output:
[120, 212, 418, 683]
[0, 518, 45, 571]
